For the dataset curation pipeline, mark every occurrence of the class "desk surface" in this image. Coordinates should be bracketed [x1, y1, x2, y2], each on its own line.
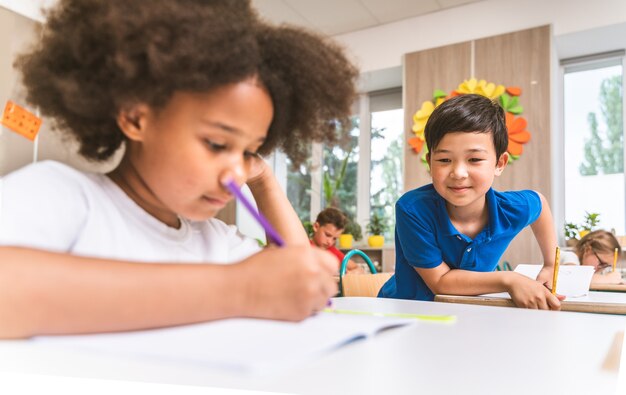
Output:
[436, 290, 626, 314]
[0, 297, 624, 395]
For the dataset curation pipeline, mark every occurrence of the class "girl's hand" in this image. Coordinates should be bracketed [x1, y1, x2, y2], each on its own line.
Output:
[234, 246, 338, 321]
[508, 272, 564, 310]
[246, 154, 272, 187]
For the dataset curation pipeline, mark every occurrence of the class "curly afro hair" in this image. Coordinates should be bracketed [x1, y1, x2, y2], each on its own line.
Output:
[15, 0, 359, 165]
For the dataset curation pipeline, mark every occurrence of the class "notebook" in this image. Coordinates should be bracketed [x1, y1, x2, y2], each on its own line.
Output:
[35, 311, 416, 376]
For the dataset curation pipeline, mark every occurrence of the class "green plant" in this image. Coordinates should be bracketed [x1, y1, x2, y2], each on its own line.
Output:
[564, 222, 578, 240]
[323, 147, 353, 208]
[563, 212, 601, 240]
[581, 211, 600, 232]
[366, 213, 388, 236]
[343, 218, 362, 241]
[301, 220, 314, 239]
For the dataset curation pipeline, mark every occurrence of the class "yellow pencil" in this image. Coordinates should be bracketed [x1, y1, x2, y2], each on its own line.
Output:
[551, 246, 560, 295]
[613, 247, 618, 273]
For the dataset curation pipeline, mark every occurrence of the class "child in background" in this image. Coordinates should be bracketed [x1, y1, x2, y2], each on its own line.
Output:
[310, 208, 362, 273]
[561, 230, 623, 284]
[379, 94, 564, 310]
[0, 0, 359, 338]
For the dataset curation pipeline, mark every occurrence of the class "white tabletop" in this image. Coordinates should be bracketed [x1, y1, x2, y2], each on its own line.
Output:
[0, 297, 624, 395]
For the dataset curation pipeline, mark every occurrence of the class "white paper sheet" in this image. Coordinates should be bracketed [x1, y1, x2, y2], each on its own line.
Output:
[35, 312, 415, 376]
[514, 264, 594, 297]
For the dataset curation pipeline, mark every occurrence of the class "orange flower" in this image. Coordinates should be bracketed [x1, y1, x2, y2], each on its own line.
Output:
[506, 113, 531, 156]
[408, 137, 424, 153]
[506, 86, 522, 96]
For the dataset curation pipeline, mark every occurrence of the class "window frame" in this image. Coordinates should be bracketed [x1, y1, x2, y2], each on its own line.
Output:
[558, 50, 626, 242]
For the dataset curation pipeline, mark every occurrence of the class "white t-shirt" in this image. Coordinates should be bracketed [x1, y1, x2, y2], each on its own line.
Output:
[560, 250, 580, 265]
[0, 161, 261, 263]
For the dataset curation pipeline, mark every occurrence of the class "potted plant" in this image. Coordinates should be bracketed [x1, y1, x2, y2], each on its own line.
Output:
[339, 217, 362, 249]
[579, 211, 600, 238]
[563, 212, 601, 246]
[366, 213, 388, 248]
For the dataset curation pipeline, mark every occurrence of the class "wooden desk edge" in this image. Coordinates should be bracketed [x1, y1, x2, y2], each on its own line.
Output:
[590, 283, 626, 292]
[435, 294, 626, 314]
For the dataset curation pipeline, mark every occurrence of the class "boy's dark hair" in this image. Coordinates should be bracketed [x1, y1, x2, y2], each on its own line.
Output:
[424, 94, 508, 160]
[316, 208, 347, 230]
[15, 0, 358, 166]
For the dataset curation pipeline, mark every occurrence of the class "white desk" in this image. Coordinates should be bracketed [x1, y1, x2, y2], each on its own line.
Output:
[0, 297, 624, 395]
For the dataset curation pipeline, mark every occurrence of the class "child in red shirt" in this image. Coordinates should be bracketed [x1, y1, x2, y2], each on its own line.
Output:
[310, 208, 362, 273]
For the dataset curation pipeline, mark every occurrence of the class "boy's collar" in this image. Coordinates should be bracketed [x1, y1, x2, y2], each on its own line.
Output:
[436, 188, 496, 240]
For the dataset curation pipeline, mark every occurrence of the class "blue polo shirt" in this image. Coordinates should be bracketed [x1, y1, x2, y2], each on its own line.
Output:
[378, 184, 541, 301]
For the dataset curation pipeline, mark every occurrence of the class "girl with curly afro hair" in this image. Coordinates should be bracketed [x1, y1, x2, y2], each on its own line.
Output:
[0, 0, 359, 337]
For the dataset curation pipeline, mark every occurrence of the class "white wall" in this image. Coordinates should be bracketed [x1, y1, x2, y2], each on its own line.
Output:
[334, 0, 626, 74]
[0, 0, 54, 22]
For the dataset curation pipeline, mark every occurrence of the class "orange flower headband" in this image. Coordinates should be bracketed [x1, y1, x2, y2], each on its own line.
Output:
[409, 78, 531, 164]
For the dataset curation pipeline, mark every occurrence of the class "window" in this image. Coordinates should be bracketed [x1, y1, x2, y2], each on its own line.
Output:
[284, 89, 403, 244]
[321, 118, 359, 220]
[286, 147, 312, 223]
[562, 53, 625, 234]
[369, 92, 404, 240]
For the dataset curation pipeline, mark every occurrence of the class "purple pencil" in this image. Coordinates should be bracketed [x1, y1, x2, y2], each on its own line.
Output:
[224, 179, 285, 247]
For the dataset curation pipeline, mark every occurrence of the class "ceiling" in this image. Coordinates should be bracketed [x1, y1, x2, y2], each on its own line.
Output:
[11, 0, 486, 36]
[252, 0, 485, 36]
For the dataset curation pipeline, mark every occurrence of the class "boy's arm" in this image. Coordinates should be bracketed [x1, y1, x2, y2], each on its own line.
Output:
[529, 192, 559, 288]
[346, 259, 363, 273]
[0, 246, 337, 338]
[591, 271, 623, 284]
[416, 263, 562, 310]
[245, 159, 309, 246]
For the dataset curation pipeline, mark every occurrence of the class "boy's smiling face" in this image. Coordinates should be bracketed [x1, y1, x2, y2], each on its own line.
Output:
[113, 79, 273, 227]
[428, 131, 508, 215]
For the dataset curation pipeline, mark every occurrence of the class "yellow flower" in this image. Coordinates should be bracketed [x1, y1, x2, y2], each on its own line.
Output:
[456, 78, 479, 94]
[456, 78, 505, 100]
[412, 100, 434, 138]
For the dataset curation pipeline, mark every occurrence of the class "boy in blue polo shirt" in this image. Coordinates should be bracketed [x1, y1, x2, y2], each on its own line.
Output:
[379, 94, 563, 310]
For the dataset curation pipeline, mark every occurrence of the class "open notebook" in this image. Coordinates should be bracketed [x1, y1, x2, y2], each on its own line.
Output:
[34, 311, 416, 376]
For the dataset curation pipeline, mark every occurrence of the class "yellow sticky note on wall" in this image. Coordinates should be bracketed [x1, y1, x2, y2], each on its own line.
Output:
[1, 100, 42, 141]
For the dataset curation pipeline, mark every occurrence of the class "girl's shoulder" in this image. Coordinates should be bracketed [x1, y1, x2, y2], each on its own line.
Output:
[2, 160, 110, 215]
[4, 160, 95, 185]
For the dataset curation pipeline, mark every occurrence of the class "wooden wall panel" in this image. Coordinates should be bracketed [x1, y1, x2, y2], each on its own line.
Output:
[402, 25, 551, 266]
[475, 25, 551, 266]
[403, 42, 471, 192]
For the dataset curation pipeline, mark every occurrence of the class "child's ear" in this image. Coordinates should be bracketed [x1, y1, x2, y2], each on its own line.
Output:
[116, 104, 152, 142]
[313, 222, 320, 232]
[494, 152, 509, 176]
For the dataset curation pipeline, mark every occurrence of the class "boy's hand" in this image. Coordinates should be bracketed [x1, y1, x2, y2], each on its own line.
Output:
[535, 266, 554, 289]
[235, 246, 338, 321]
[507, 273, 564, 310]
